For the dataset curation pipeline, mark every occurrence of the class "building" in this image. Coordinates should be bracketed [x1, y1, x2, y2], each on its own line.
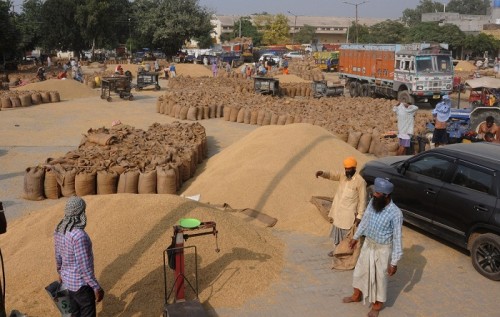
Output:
[210, 14, 385, 45]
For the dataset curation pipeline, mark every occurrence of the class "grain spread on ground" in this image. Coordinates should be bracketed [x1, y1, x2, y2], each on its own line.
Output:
[0, 194, 284, 316]
[182, 123, 369, 235]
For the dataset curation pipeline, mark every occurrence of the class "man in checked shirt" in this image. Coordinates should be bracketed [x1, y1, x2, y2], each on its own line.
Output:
[54, 197, 104, 317]
[342, 178, 403, 317]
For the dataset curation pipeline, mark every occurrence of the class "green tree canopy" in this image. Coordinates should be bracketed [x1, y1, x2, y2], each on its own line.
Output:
[446, 0, 490, 15]
[346, 22, 370, 43]
[402, 0, 444, 27]
[17, 0, 43, 54]
[294, 24, 315, 44]
[0, 0, 21, 62]
[133, 0, 213, 56]
[365, 20, 406, 44]
[223, 17, 262, 46]
[262, 14, 290, 45]
[464, 33, 500, 58]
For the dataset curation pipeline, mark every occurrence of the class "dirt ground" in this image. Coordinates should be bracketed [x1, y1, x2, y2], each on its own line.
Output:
[0, 66, 499, 316]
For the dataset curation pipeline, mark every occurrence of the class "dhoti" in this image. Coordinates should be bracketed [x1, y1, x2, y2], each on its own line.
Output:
[352, 238, 391, 304]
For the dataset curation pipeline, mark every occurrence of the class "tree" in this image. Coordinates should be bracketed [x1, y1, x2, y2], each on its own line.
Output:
[294, 24, 315, 44]
[75, 0, 131, 53]
[446, 0, 490, 15]
[0, 0, 21, 62]
[262, 14, 290, 45]
[464, 33, 500, 58]
[365, 20, 406, 44]
[402, 0, 444, 27]
[133, 0, 213, 56]
[346, 21, 369, 43]
[17, 0, 43, 54]
[227, 17, 262, 46]
[39, 0, 85, 53]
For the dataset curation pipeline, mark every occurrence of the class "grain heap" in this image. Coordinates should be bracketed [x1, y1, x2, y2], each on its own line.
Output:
[0, 194, 284, 316]
[158, 77, 433, 156]
[23, 122, 207, 200]
[182, 123, 369, 235]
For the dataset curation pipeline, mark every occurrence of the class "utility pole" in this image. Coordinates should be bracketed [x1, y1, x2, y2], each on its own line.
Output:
[287, 11, 298, 46]
[239, 17, 242, 38]
[343, 1, 368, 44]
[128, 18, 131, 58]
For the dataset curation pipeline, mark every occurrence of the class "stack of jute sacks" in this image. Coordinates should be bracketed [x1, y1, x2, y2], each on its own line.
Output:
[23, 122, 207, 200]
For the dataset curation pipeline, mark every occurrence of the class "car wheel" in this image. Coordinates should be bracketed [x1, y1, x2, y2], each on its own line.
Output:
[471, 233, 500, 280]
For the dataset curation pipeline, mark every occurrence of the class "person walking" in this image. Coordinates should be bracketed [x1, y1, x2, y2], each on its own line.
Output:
[432, 95, 451, 147]
[54, 197, 104, 317]
[316, 157, 367, 257]
[212, 61, 218, 78]
[169, 63, 176, 78]
[393, 101, 418, 155]
[342, 178, 403, 317]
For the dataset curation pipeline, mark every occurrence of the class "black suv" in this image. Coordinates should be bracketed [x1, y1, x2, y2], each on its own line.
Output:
[360, 142, 500, 280]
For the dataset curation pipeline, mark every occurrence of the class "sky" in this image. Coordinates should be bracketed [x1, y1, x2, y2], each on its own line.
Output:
[199, 0, 448, 20]
[10, 0, 448, 19]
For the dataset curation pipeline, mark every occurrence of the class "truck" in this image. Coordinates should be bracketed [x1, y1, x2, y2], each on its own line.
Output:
[313, 51, 339, 72]
[338, 43, 454, 106]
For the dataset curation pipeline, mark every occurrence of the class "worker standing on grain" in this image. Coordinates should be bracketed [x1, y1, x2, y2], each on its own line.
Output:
[315, 157, 367, 257]
[54, 197, 104, 317]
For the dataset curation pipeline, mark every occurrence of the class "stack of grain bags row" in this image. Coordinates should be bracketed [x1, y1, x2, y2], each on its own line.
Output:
[23, 122, 207, 200]
[0, 90, 60, 110]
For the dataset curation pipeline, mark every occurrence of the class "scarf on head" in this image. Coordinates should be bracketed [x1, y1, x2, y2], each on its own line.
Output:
[56, 196, 87, 234]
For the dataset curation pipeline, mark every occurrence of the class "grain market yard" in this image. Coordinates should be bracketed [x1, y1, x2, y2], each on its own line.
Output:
[0, 69, 498, 317]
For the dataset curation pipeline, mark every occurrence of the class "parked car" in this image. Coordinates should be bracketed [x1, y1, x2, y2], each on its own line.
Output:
[283, 51, 304, 59]
[360, 142, 500, 280]
[258, 54, 280, 64]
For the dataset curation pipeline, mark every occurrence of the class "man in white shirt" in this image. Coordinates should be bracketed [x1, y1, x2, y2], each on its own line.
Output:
[393, 101, 418, 155]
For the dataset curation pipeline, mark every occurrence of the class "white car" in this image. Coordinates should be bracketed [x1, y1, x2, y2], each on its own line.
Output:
[258, 54, 281, 64]
[283, 51, 304, 59]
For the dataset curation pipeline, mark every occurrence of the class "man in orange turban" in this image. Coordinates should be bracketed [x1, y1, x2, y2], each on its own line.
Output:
[316, 156, 367, 258]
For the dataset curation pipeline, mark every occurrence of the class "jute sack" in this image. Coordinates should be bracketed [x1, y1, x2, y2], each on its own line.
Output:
[262, 111, 272, 125]
[250, 110, 258, 125]
[187, 106, 198, 121]
[19, 94, 32, 107]
[229, 106, 239, 122]
[41, 92, 51, 103]
[357, 133, 372, 154]
[44, 167, 61, 199]
[216, 104, 224, 118]
[203, 106, 210, 120]
[179, 106, 189, 120]
[60, 168, 77, 197]
[24, 166, 45, 201]
[236, 108, 245, 123]
[173, 104, 181, 118]
[75, 171, 97, 196]
[181, 157, 192, 181]
[285, 115, 294, 125]
[257, 110, 265, 125]
[196, 106, 204, 120]
[332, 234, 364, 271]
[156, 98, 162, 113]
[10, 97, 21, 108]
[49, 91, 60, 102]
[277, 115, 287, 125]
[223, 106, 231, 121]
[117, 170, 140, 194]
[347, 131, 362, 148]
[209, 104, 216, 118]
[157, 167, 177, 194]
[243, 108, 251, 124]
[1, 97, 12, 109]
[31, 92, 42, 105]
[270, 113, 279, 125]
[97, 170, 118, 195]
[138, 170, 157, 194]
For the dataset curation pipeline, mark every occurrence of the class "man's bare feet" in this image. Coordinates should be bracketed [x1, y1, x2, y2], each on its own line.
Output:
[367, 308, 380, 317]
[342, 296, 360, 303]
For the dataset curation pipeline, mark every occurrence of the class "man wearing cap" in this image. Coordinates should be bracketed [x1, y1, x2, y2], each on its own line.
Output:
[316, 157, 367, 257]
[342, 178, 403, 317]
[431, 95, 452, 147]
[54, 197, 104, 316]
[393, 101, 418, 155]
